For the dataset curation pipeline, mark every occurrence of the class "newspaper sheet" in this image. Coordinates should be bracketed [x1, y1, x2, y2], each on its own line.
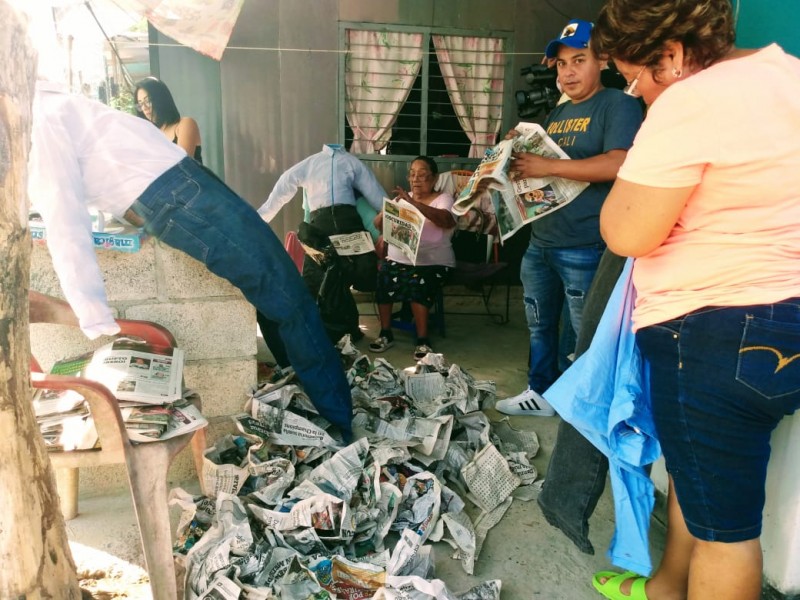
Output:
[242, 405, 338, 448]
[453, 121, 589, 242]
[36, 406, 98, 451]
[173, 345, 544, 599]
[120, 400, 207, 443]
[375, 576, 501, 600]
[382, 197, 425, 265]
[328, 231, 376, 256]
[403, 371, 448, 413]
[50, 338, 184, 404]
[198, 574, 242, 600]
[32, 382, 97, 449]
[440, 511, 477, 574]
[202, 435, 258, 498]
[461, 443, 520, 513]
[33, 382, 202, 450]
[307, 555, 386, 599]
[32, 387, 85, 417]
[353, 412, 453, 458]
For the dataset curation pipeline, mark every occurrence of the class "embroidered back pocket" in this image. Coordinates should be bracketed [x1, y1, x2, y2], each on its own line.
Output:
[736, 313, 800, 400]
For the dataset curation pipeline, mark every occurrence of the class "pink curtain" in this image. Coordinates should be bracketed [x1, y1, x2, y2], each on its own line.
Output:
[432, 35, 505, 158]
[345, 30, 424, 154]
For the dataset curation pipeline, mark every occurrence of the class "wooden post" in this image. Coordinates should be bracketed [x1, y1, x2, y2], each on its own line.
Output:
[0, 3, 81, 597]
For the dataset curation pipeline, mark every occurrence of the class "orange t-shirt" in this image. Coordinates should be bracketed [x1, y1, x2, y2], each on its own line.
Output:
[617, 44, 800, 330]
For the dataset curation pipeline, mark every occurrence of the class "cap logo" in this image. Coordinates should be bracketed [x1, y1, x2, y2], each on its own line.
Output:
[560, 24, 578, 39]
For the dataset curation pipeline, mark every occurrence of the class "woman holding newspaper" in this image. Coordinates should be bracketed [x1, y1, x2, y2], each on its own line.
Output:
[590, 0, 800, 599]
[369, 156, 456, 360]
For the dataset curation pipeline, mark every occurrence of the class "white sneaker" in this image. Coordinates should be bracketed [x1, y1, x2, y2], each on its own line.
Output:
[495, 387, 556, 417]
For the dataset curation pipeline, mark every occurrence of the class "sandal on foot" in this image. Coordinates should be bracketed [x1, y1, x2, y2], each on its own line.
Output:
[413, 344, 433, 360]
[369, 336, 394, 353]
[592, 571, 649, 600]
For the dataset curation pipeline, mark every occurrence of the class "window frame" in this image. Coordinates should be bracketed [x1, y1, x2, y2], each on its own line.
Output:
[338, 22, 515, 163]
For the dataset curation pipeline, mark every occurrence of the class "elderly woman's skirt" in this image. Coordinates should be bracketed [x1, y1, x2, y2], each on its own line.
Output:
[375, 259, 451, 308]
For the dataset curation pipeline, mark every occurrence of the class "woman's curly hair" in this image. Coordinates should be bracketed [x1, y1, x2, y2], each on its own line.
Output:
[593, 0, 736, 70]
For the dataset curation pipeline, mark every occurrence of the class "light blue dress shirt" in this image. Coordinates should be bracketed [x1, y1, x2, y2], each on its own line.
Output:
[544, 258, 661, 576]
[258, 144, 387, 222]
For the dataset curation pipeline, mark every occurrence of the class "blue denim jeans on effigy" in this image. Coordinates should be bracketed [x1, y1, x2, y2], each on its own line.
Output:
[129, 158, 353, 440]
[637, 299, 800, 542]
[520, 243, 605, 393]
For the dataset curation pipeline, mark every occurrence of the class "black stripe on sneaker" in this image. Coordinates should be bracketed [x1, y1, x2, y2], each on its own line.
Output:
[519, 398, 546, 412]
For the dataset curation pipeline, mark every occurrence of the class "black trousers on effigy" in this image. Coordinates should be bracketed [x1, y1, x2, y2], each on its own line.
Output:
[537, 249, 627, 554]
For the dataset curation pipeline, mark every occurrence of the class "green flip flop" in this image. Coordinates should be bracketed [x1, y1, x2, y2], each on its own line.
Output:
[592, 570, 650, 600]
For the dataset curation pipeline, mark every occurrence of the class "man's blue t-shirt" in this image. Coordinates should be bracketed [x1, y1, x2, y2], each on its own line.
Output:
[531, 88, 643, 247]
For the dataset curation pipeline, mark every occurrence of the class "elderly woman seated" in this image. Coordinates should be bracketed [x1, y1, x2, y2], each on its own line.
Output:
[369, 156, 456, 360]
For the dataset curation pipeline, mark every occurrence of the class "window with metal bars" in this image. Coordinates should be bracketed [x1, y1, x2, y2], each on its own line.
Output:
[340, 26, 512, 159]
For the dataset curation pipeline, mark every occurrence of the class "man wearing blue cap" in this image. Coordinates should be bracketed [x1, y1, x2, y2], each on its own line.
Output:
[497, 20, 642, 417]
[495, 17, 643, 556]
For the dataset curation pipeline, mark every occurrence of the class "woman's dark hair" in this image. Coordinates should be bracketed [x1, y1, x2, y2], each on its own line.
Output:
[133, 77, 181, 128]
[410, 155, 439, 177]
[593, 0, 735, 71]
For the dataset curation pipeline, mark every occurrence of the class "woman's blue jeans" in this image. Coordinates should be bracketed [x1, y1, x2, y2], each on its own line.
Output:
[129, 158, 353, 440]
[520, 243, 605, 393]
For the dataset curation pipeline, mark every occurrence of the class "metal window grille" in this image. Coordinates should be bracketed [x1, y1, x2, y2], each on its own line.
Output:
[341, 27, 511, 159]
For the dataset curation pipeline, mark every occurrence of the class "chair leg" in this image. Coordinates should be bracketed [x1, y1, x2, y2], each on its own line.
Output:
[190, 429, 207, 495]
[55, 467, 79, 520]
[126, 448, 178, 600]
[480, 284, 493, 316]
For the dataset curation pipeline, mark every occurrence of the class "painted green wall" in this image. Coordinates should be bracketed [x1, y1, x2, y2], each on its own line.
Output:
[735, 0, 800, 57]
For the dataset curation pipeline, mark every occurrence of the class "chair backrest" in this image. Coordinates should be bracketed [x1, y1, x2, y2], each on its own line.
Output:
[452, 170, 475, 196]
[283, 230, 305, 273]
[29, 291, 174, 372]
[435, 169, 474, 199]
[29, 291, 176, 344]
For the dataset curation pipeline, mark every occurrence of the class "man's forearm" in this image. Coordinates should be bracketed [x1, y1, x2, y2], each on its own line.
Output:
[547, 149, 628, 183]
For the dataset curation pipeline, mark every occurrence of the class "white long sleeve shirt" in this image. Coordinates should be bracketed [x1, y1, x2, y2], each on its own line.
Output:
[257, 144, 387, 222]
[29, 82, 185, 339]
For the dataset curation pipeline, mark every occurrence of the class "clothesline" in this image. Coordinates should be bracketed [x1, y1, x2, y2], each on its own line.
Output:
[114, 39, 547, 57]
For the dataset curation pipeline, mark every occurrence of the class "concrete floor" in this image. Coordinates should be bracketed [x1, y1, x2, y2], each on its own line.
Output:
[65, 285, 667, 599]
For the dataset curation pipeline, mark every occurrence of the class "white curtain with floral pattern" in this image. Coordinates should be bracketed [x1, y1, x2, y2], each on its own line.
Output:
[345, 30, 424, 154]
[114, 0, 245, 60]
[432, 35, 505, 158]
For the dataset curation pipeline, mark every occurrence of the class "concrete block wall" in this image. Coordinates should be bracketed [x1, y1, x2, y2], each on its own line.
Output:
[30, 238, 255, 497]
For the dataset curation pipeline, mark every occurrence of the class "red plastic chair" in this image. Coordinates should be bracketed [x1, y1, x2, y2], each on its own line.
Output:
[29, 291, 206, 600]
[284, 230, 305, 274]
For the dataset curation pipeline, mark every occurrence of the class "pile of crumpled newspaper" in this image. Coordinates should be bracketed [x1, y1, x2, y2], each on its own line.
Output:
[169, 336, 542, 600]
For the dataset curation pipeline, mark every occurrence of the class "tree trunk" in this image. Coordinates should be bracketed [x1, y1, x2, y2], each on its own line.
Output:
[0, 3, 81, 597]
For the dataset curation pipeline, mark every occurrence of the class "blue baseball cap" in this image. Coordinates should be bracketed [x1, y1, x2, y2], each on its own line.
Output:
[544, 19, 594, 58]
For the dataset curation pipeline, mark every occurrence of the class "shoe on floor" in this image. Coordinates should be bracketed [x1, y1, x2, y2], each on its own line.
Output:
[413, 344, 433, 360]
[495, 387, 555, 417]
[592, 570, 649, 600]
[270, 366, 294, 384]
[369, 336, 394, 353]
[257, 364, 294, 387]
